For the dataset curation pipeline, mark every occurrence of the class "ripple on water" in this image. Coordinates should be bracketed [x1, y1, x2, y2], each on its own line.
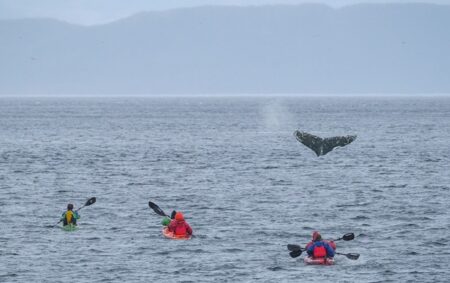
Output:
[1, 97, 450, 282]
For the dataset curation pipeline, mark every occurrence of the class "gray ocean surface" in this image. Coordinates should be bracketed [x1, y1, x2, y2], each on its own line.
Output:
[0, 95, 449, 283]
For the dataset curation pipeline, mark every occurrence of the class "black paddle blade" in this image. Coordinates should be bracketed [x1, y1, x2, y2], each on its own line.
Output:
[345, 253, 360, 260]
[333, 232, 355, 241]
[336, 252, 360, 260]
[148, 201, 167, 217]
[342, 233, 355, 241]
[289, 250, 303, 258]
[85, 197, 96, 206]
[287, 244, 302, 252]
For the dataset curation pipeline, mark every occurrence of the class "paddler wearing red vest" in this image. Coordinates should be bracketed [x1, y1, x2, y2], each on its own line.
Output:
[306, 231, 335, 258]
[167, 212, 193, 237]
[60, 203, 80, 226]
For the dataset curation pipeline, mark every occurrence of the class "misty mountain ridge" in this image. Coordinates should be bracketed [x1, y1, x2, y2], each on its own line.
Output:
[1, 3, 449, 95]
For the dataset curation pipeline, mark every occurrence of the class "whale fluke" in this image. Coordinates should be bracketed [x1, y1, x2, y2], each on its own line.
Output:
[294, 130, 356, 156]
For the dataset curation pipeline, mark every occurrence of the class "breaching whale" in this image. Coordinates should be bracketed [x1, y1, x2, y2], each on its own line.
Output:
[294, 130, 356, 156]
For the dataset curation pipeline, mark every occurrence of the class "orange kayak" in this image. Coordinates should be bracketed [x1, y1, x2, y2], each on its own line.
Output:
[162, 227, 192, 240]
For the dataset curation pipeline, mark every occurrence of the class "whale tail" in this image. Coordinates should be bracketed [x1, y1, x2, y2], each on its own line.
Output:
[294, 130, 356, 156]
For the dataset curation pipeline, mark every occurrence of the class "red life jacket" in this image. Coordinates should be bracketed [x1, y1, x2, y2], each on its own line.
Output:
[174, 223, 187, 236]
[313, 245, 327, 258]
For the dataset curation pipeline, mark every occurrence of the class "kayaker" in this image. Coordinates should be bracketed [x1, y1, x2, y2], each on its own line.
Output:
[60, 203, 80, 226]
[306, 231, 335, 258]
[167, 212, 193, 236]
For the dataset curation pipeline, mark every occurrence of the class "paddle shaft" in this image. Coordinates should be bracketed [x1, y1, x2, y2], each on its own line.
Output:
[290, 248, 358, 260]
[148, 201, 175, 218]
[75, 205, 87, 212]
[288, 236, 351, 252]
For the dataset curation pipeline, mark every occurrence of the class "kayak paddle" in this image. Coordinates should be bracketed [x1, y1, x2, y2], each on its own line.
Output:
[76, 197, 96, 212]
[332, 233, 355, 242]
[287, 232, 358, 259]
[287, 233, 355, 252]
[336, 252, 360, 260]
[55, 197, 96, 227]
[288, 246, 359, 260]
[287, 244, 302, 252]
[148, 201, 170, 217]
[287, 245, 304, 258]
[289, 249, 304, 258]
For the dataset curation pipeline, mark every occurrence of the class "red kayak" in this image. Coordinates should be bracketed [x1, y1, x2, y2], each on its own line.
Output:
[304, 257, 335, 265]
[162, 227, 192, 240]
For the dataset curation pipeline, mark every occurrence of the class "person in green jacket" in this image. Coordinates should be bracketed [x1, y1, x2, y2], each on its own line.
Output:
[61, 203, 80, 226]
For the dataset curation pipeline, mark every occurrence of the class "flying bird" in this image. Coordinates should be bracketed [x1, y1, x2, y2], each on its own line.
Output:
[294, 130, 356, 156]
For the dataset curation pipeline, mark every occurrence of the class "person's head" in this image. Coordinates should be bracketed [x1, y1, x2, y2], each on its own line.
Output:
[67, 203, 74, 211]
[175, 212, 184, 221]
[312, 231, 322, 242]
[161, 217, 171, 226]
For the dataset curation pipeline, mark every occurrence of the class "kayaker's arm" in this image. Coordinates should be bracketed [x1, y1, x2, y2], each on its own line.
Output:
[325, 243, 335, 257]
[167, 220, 176, 232]
[306, 244, 314, 256]
[186, 223, 193, 235]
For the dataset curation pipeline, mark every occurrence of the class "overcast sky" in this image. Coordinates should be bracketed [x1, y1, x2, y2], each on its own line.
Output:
[1, 0, 449, 25]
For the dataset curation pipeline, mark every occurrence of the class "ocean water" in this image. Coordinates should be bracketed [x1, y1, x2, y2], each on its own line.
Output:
[0, 95, 449, 283]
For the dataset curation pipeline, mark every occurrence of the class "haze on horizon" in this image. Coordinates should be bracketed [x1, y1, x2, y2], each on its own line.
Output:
[1, 0, 450, 25]
[1, 2, 450, 95]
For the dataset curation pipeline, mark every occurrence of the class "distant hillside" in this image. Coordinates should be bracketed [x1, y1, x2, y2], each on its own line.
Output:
[1, 4, 449, 95]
